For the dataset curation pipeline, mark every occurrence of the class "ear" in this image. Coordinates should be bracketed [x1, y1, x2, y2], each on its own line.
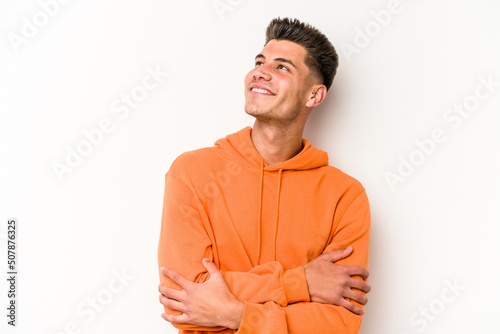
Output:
[305, 85, 327, 108]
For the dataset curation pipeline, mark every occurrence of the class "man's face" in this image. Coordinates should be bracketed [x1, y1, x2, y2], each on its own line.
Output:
[244, 39, 316, 124]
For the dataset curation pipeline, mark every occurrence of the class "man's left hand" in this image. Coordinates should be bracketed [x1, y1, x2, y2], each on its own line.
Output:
[159, 258, 244, 330]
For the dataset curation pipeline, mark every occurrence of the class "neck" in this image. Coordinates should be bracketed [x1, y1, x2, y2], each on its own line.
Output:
[251, 120, 305, 165]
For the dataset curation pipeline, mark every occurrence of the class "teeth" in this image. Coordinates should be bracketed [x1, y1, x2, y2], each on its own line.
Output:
[252, 88, 271, 94]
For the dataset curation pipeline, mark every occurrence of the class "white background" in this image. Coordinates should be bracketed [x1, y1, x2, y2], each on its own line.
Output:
[1, 0, 499, 333]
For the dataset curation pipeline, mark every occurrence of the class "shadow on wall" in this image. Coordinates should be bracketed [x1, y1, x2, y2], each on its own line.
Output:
[304, 82, 346, 146]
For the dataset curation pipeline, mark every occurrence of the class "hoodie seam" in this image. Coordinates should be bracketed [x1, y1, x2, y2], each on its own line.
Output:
[336, 188, 366, 223]
[326, 188, 366, 248]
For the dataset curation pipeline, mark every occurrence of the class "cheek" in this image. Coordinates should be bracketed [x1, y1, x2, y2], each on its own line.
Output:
[277, 79, 294, 97]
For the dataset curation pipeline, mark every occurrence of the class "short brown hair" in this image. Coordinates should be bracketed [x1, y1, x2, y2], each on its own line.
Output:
[265, 17, 339, 91]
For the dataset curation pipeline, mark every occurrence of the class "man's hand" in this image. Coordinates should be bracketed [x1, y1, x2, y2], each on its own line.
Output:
[304, 246, 370, 315]
[158, 258, 244, 329]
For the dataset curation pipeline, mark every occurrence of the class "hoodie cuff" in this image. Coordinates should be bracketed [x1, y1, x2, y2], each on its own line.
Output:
[237, 301, 265, 333]
[237, 301, 289, 333]
[283, 266, 310, 304]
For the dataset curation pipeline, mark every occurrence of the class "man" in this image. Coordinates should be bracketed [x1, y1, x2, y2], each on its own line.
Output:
[158, 17, 371, 333]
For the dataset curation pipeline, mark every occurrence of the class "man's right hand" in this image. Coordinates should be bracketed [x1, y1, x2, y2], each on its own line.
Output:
[303, 246, 370, 315]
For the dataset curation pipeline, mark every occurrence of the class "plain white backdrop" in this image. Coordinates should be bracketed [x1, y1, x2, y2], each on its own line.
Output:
[1, 0, 499, 333]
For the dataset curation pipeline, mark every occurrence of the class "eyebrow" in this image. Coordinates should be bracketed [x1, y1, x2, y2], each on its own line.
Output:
[255, 54, 297, 69]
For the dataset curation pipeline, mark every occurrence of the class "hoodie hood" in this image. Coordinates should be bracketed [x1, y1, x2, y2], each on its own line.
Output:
[214, 126, 329, 171]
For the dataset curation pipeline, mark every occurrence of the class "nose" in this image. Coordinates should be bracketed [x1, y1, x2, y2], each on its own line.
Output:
[252, 64, 271, 81]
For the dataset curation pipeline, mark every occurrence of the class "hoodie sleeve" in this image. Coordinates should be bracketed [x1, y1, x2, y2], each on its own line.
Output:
[235, 190, 370, 334]
[158, 173, 310, 332]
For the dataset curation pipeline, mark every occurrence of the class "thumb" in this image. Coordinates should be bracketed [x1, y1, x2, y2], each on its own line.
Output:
[202, 258, 221, 277]
[321, 246, 353, 263]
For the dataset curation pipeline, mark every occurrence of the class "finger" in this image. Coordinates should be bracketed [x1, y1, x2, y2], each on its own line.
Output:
[338, 298, 365, 316]
[162, 312, 190, 324]
[321, 246, 353, 263]
[162, 267, 191, 288]
[158, 284, 184, 302]
[202, 258, 221, 277]
[344, 289, 368, 306]
[159, 294, 186, 313]
[349, 278, 371, 294]
[347, 266, 369, 280]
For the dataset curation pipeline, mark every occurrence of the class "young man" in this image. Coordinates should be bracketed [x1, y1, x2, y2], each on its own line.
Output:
[158, 18, 371, 333]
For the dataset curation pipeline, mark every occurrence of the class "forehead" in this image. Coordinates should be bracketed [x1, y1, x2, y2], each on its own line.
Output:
[259, 39, 309, 67]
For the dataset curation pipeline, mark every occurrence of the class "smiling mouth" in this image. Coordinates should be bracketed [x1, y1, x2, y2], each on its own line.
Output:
[250, 87, 274, 95]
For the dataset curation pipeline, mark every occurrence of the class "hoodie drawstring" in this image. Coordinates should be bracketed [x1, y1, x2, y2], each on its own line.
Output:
[273, 168, 283, 261]
[256, 159, 264, 264]
[257, 162, 283, 264]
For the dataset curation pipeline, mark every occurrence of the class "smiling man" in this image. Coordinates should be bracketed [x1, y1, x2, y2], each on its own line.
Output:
[158, 18, 371, 333]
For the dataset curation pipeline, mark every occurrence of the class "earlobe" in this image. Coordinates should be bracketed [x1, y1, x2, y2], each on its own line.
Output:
[305, 98, 315, 108]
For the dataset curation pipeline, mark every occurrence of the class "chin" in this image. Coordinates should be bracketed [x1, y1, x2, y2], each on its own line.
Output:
[244, 103, 257, 115]
[244, 108, 259, 118]
[245, 104, 267, 117]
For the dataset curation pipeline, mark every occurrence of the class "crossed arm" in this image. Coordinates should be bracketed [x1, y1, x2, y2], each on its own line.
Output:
[158, 247, 370, 330]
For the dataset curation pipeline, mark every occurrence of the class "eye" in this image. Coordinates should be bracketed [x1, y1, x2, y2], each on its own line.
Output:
[255, 61, 263, 66]
[277, 64, 289, 71]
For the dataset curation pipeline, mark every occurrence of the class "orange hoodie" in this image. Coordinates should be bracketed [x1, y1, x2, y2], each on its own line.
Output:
[158, 126, 370, 334]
